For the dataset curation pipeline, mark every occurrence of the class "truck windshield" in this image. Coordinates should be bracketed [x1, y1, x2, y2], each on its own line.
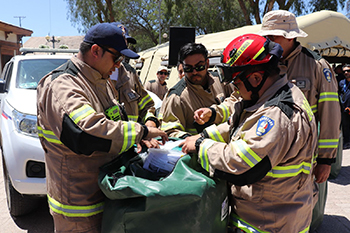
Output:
[16, 59, 68, 89]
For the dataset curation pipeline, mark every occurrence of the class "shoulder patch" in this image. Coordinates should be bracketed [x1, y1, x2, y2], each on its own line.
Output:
[323, 68, 332, 83]
[256, 116, 275, 136]
[168, 78, 187, 97]
[301, 47, 322, 61]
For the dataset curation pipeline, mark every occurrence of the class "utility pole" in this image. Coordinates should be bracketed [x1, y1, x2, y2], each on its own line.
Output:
[14, 16, 26, 27]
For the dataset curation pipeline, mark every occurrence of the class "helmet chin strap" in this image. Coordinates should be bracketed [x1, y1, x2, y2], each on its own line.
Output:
[240, 71, 269, 104]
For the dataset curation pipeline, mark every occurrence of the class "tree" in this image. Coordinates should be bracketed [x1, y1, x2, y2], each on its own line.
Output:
[238, 0, 347, 25]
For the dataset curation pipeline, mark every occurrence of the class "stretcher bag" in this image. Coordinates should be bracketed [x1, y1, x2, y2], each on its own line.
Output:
[98, 147, 228, 233]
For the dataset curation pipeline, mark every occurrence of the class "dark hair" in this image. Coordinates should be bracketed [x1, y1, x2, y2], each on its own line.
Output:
[79, 42, 92, 54]
[79, 42, 107, 56]
[178, 43, 208, 63]
[343, 64, 350, 69]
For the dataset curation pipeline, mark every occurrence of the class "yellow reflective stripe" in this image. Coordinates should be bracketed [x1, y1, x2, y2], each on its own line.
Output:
[318, 92, 339, 103]
[300, 226, 310, 233]
[266, 162, 312, 178]
[227, 40, 253, 66]
[231, 139, 261, 168]
[128, 115, 138, 122]
[138, 94, 152, 110]
[186, 128, 198, 135]
[318, 138, 339, 149]
[311, 104, 317, 114]
[198, 139, 216, 172]
[121, 121, 137, 153]
[205, 124, 225, 142]
[158, 112, 163, 121]
[37, 126, 62, 144]
[48, 195, 104, 217]
[302, 97, 313, 122]
[230, 213, 269, 233]
[69, 104, 96, 124]
[161, 121, 185, 131]
[217, 103, 230, 123]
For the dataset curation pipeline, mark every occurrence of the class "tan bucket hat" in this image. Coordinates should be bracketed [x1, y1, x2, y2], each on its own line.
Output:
[258, 10, 308, 39]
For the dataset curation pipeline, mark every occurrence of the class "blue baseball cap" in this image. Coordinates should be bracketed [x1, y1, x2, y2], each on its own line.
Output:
[84, 23, 139, 59]
[112, 22, 137, 44]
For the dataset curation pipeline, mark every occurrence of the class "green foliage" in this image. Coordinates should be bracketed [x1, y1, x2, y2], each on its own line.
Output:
[39, 45, 49, 49]
[64, 0, 349, 51]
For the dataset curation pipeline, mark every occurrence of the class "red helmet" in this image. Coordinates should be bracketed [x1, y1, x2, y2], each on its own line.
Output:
[216, 34, 282, 83]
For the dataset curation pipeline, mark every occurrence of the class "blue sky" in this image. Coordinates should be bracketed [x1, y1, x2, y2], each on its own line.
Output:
[1, 0, 348, 44]
[2, 0, 82, 43]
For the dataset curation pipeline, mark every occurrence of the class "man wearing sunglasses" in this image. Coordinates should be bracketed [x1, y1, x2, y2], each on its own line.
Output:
[37, 23, 168, 232]
[144, 66, 169, 100]
[109, 22, 161, 151]
[159, 42, 227, 138]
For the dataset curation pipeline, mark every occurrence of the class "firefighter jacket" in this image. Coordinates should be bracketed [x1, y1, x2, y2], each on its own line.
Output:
[37, 56, 146, 227]
[159, 73, 226, 138]
[280, 43, 340, 164]
[210, 44, 340, 165]
[196, 76, 317, 232]
[144, 77, 168, 100]
[110, 62, 158, 125]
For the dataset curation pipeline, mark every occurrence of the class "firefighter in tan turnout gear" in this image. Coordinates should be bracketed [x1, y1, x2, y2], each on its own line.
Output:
[180, 34, 317, 232]
[37, 23, 167, 232]
[159, 43, 228, 138]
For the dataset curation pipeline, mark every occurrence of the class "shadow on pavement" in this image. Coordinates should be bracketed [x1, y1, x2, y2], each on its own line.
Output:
[12, 197, 54, 233]
[313, 214, 350, 233]
[328, 165, 350, 186]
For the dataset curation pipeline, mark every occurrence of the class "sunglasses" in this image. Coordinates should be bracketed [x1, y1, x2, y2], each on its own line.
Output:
[158, 71, 168, 75]
[183, 64, 206, 73]
[99, 45, 124, 63]
[344, 70, 350, 73]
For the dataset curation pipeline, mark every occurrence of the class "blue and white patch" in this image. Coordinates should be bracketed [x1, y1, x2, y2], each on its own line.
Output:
[323, 68, 332, 83]
[256, 116, 275, 136]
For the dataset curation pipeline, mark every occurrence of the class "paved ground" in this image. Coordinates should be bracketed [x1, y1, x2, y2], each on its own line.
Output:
[0, 150, 349, 232]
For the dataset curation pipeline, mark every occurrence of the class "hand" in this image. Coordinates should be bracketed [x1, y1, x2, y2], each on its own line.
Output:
[137, 138, 161, 153]
[194, 108, 212, 125]
[179, 134, 202, 154]
[145, 127, 168, 145]
[313, 164, 331, 183]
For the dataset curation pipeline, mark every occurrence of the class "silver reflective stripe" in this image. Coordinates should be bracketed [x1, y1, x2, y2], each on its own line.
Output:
[48, 195, 104, 217]
[69, 105, 96, 124]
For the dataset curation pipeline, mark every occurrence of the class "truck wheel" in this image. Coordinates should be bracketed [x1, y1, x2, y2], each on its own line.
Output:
[2, 156, 39, 216]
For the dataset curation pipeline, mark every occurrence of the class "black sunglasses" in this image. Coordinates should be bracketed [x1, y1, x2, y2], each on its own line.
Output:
[183, 64, 206, 73]
[99, 45, 124, 63]
[344, 70, 350, 73]
[158, 71, 168, 75]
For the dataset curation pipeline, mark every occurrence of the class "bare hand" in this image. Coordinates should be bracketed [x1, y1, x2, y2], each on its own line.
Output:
[145, 127, 168, 145]
[194, 108, 212, 125]
[137, 138, 161, 153]
[313, 164, 331, 183]
[179, 134, 202, 154]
